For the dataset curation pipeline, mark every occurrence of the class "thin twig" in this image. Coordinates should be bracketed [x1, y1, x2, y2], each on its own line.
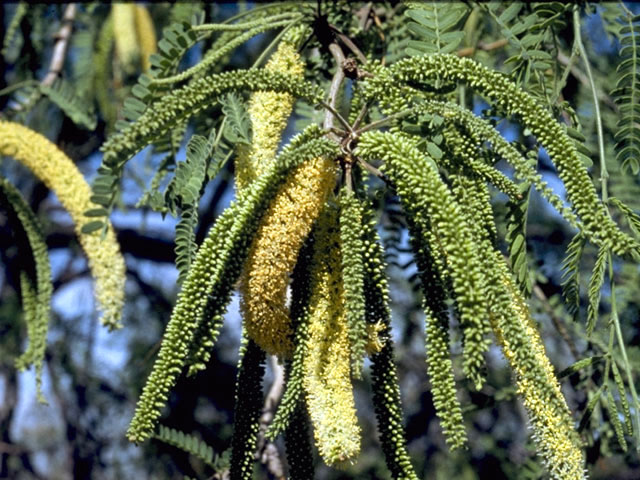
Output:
[324, 42, 348, 133]
[41, 4, 77, 87]
[354, 108, 414, 135]
[329, 24, 368, 64]
[357, 157, 390, 184]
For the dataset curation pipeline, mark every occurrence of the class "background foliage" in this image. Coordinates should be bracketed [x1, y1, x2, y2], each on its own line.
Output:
[1, 2, 640, 479]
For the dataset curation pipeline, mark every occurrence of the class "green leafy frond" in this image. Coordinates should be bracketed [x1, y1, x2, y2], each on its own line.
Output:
[39, 78, 97, 130]
[608, 4, 640, 174]
[609, 196, 640, 238]
[603, 387, 628, 452]
[586, 245, 608, 336]
[480, 2, 554, 91]
[153, 15, 301, 87]
[2, 3, 27, 61]
[365, 54, 640, 256]
[94, 68, 325, 216]
[405, 2, 468, 55]
[165, 133, 210, 214]
[174, 207, 198, 286]
[338, 188, 368, 378]
[0, 176, 52, 403]
[154, 425, 220, 469]
[558, 355, 604, 379]
[506, 186, 533, 297]
[230, 336, 265, 480]
[561, 232, 585, 320]
[126, 130, 338, 443]
[221, 93, 251, 146]
[611, 360, 634, 436]
[357, 130, 490, 391]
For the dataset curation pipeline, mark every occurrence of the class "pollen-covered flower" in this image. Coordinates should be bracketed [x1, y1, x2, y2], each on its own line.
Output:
[303, 205, 361, 466]
[235, 38, 305, 191]
[240, 156, 337, 355]
[0, 121, 126, 329]
[494, 267, 585, 480]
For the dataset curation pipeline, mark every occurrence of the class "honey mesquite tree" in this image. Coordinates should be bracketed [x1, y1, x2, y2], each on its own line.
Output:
[2, 2, 640, 479]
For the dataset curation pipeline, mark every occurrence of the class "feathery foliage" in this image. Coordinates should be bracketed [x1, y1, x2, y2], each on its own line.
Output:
[4, 3, 640, 479]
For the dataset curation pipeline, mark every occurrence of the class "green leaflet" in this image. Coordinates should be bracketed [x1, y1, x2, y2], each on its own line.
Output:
[405, 2, 468, 56]
[95, 68, 324, 217]
[39, 78, 97, 130]
[166, 132, 212, 285]
[357, 130, 491, 391]
[604, 387, 628, 452]
[611, 360, 634, 436]
[362, 200, 420, 477]
[126, 130, 338, 443]
[284, 402, 314, 480]
[506, 185, 533, 297]
[151, 17, 300, 86]
[221, 93, 252, 146]
[174, 207, 198, 285]
[154, 425, 220, 469]
[2, 2, 27, 61]
[338, 189, 368, 378]
[230, 335, 266, 480]
[586, 245, 608, 336]
[364, 54, 640, 258]
[561, 232, 585, 321]
[0, 176, 52, 403]
[605, 4, 640, 174]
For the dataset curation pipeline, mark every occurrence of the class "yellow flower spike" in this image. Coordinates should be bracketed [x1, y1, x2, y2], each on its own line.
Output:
[235, 39, 305, 191]
[240, 156, 337, 355]
[492, 256, 585, 480]
[0, 121, 126, 330]
[112, 3, 139, 73]
[133, 4, 157, 72]
[303, 206, 361, 466]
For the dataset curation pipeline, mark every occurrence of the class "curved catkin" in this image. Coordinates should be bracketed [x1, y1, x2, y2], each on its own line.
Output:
[112, 3, 139, 73]
[235, 39, 305, 191]
[0, 121, 126, 330]
[491, 258, 585, 480]
[240, 156, 337, 356]
[303, 206, 361, 466]
[133, 4, 156, 72]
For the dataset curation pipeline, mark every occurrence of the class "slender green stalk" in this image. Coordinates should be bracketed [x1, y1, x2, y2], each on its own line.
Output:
[608, 250, 640, 451]
[150, 18, 300, 86]
[573, 6, 608, 202]
[193, 12, 299, 32]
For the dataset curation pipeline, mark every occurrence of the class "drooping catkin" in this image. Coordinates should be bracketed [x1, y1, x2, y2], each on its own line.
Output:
[303, 205, 361, 466]
[234, 37, 337, 356]
[0, 121, 126, 329]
